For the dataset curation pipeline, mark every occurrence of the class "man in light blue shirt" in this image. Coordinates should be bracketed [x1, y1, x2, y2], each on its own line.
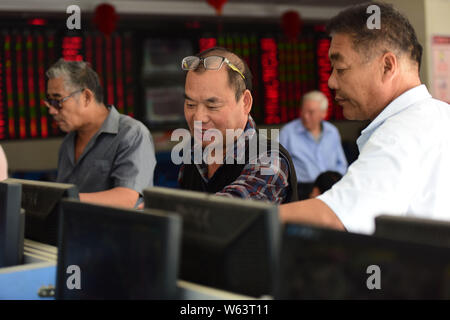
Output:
[279, 90, 347, 199]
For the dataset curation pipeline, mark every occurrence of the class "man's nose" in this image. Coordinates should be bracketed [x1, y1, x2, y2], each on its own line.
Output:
[45, 103, 59, 116]
[193, 106, 209, 123]
[328, 68, 338, 90]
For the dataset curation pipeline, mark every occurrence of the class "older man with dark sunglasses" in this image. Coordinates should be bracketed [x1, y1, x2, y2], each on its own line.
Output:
[178, 47, 298, 204]
[45, 58, 156, 208]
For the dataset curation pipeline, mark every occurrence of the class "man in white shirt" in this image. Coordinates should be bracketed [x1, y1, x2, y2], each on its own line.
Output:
[280, 2, 450, 234]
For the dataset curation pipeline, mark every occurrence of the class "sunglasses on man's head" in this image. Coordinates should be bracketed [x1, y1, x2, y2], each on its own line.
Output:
[44, 89, 84, 110]
[181, 55, 246, 81]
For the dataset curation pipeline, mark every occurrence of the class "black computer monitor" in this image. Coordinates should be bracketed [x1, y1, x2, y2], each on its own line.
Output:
[375, 214, 450, 248]
[143, 187, 280, 298]
[0, 181, 25, 268]
[56, 199, 181, 300]
[4, 178, 79, 246]
[277, 223, 450, 299]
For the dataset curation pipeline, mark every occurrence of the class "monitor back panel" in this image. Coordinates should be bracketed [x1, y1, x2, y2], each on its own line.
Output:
[0, 182, 23, 267]
[144, 187, 280, 297]
[56, 199, 181, 300]
[278, 223, 450, 299]
[375, 214, 450, 248]
[4, 178, 79, 246]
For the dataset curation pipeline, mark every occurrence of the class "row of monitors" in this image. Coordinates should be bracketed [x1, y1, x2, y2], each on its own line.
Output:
[2, 179, 450, 299]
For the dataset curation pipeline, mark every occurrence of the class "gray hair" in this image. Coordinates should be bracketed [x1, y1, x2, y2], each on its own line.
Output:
[196, 47, 253, 102]
[326, 2, 422, 69]
[46, 58, 103, 103]
[301, 90, 328, 111]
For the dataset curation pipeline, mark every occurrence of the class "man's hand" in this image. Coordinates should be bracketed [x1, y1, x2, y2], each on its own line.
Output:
[79, 187, 139, 208]
[279, 198, 346, 231]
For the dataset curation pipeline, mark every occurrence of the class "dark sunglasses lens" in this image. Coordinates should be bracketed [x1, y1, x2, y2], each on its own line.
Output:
[47, 99, 60, 109]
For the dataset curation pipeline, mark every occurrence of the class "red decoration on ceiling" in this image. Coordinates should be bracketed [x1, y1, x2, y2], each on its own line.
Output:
[27, 18, 47, 26]
[206, 0, 228, 15]
[281, 11, 303, 41]
[93, 3, 118, 36]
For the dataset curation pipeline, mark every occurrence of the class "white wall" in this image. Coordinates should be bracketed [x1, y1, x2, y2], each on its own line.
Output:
[424, 0, 450, 97]
[387, 0, 450, 97]
[385, 0, 427, 84]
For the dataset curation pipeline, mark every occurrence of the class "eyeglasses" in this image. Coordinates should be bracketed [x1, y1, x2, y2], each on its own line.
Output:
[181, 55, 246, 81]
[44, 89, 84, 110]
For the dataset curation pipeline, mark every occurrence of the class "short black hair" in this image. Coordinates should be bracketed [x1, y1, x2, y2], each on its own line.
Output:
[326, 1, 422, 70]
[313, 171, 343, 194]
[194, 47, 253, 101]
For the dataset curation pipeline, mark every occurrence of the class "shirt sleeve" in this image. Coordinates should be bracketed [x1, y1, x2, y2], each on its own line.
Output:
[317, 118, 425, 235]
[215, 150, 290, 204]
[110, 124, 156, 195]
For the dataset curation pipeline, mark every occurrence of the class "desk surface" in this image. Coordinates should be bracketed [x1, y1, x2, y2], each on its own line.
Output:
[0, 261, 257, 300]
[0, 262, 56, 300]
[1, 240, 258, 300]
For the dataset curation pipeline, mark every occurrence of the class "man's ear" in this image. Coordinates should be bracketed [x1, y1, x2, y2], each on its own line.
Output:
[83, 88, 95, 107]
[242, 89, 253, 115]
[381, 51, 398, 83]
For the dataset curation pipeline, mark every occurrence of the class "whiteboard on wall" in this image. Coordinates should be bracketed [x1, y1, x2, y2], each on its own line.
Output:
[432, 36, 450, 103]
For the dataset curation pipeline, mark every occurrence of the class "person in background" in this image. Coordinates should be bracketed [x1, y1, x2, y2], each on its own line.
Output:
[46, 59, 156, 208]
[0, 145, 8, 181]
[279, 90, 347, 200]
[280, 2, 450, 235]
[309, 171, 343, 198]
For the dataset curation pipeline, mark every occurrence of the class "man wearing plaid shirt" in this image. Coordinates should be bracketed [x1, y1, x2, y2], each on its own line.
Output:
[178, 47, 297, 204]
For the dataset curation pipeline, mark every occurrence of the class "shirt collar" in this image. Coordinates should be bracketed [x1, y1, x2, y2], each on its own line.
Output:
[63, 105, 119, 166]
[357, 84, 431, 150]
[98, 105, 120, 135]
[297, 119, 328, 138]
[297, 119, 307, 134]
[246, 114, 256, 131]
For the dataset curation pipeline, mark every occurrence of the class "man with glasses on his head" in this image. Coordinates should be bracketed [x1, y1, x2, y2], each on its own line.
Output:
[46, 58, 156, 208]
[178, 47, 298, 204]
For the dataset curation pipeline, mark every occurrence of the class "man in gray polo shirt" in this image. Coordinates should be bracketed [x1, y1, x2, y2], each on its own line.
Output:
[45, 58, 156, 208]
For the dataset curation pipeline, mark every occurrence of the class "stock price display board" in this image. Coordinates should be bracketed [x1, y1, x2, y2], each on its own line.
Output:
[198, 28, 340, 125]
[0, 22, 339, 139]
[0, 29, 136, 140]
